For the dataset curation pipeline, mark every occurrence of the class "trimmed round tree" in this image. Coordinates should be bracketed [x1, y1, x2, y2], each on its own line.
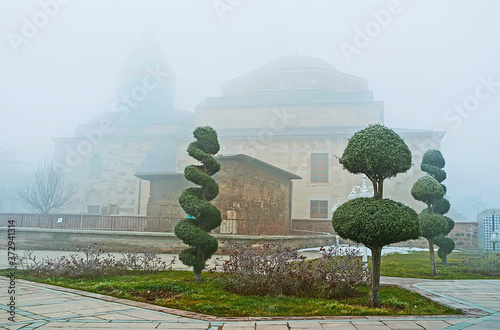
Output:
[339, 124, 412, 199]
[333, 124, 420, 308]
[174, 126, 222, 282]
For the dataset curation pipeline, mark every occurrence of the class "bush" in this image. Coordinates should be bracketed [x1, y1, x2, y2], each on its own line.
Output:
[16, 242, 176, 279]
[212, 242, 370, 300]
[462, 252, 500, 276]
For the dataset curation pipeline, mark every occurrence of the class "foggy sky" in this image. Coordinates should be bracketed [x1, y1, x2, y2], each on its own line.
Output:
[1, 0, 499, 220]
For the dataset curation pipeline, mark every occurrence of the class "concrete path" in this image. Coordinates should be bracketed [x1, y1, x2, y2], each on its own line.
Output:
[1, 276, 499, 329]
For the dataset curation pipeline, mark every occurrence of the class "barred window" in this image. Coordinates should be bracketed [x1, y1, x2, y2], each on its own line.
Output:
[311, 153, 328, 183]
[310, 200, 328, 218]
[88, 154, 102, 179]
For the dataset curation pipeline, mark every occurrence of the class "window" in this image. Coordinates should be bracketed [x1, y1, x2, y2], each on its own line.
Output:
[88, 154, 102, 179]
[310, 200, 328, 218]
[311, 153, 328, 183]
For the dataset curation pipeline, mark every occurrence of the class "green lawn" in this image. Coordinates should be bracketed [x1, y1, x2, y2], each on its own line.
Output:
[380, 250, 500, 279]
[3, 270, 459, 317]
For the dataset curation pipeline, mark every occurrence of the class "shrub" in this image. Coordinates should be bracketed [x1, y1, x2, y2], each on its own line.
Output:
[212, 242, 369, 300]
[16, 242, 175, 279]
[462, 252, 500, 276]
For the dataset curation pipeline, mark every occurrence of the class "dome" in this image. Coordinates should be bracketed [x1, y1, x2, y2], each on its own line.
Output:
[221, 55, 368, 97]
[258, 56, 340, 73]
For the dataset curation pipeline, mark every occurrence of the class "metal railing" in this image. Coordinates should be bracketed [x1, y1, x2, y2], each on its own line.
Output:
[0, 213, 183, 232]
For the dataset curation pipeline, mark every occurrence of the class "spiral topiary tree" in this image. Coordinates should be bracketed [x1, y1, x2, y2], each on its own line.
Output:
[412, 149, 455, 273]
[333, 124, 420, 308]
[174, 126, 222, 282]
[420, 149, 455, 266]
[411, 175, 447, 276]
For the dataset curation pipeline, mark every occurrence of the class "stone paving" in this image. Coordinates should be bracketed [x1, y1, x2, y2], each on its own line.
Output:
[1, 251, 499, 329]
[0, 276, 499, 329]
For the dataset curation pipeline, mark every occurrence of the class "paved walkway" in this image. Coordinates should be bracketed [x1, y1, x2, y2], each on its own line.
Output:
[1, 275, 499, 329]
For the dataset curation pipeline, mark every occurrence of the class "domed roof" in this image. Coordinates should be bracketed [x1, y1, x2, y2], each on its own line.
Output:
[257, 56, 340, 73]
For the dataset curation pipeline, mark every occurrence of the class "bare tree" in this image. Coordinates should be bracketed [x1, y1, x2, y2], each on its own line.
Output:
[17, 159, 77, 214]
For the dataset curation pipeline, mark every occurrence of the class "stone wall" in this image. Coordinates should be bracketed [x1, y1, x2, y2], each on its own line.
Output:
[291, 220, 479, 250]
[0, 228, 332, 253]
[146, 156, 294, 235]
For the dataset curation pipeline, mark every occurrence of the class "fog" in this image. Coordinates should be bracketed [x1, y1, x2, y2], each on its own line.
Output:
[0, 0, 499, 220]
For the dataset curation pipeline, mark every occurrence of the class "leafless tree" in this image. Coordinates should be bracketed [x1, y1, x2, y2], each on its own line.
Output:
[17, 159, 77, 214]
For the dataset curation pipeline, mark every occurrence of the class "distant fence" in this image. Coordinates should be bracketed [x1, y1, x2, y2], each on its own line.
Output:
[0, 213, 182, 232]
[0, 213, 289, 235]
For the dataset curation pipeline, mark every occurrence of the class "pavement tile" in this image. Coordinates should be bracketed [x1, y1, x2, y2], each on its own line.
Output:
[255, 324, 290, 330]
[413, 320, 453, 330]
[220, 321, 255, 329]
[381, 320, 424, 329]
[113, 310, 182, 321]
[319, 322, 358, 329]
[287, 321, 324, 329]
[155, 322, 210, 329]
[350, 321, 391, 329]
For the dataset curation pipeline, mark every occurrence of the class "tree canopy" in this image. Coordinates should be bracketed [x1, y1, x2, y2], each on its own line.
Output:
[339, 124, 412, 199]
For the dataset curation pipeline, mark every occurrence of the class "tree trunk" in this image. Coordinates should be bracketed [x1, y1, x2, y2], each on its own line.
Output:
[369, 245, 382, 308]
[442, 254, 448, 267]
[194, 269, 202, 282]
[377, 180, 383, 199]
[428, 238, 438, 276]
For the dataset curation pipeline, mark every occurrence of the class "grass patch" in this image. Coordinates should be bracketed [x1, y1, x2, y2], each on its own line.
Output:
[380, 250, 500, 279]
[1, 270, 459, 317]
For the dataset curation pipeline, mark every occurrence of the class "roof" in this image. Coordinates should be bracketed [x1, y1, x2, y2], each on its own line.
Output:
[135, 140, 177, 179]
[216, 154, 301, 180]
[180, 126, 445, 139]
[118, 28, 173, 77]
[258, 56, 340, 72]
[135, 152, 301, 181]
[197, 90, 374, 109]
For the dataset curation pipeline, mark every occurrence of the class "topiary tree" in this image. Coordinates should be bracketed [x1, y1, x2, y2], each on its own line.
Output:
[174, 126, 222, 282]
[421, 150, 455, 266]
[338, 124, 412, 199]
[333, 124, 420, 308]
[412, 175, 447, 275]
[413, 149, 455, 272]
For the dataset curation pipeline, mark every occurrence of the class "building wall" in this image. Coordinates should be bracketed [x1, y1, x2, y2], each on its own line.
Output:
[177, 130, 442, 221]
[291, 220, 479, 250]
[146, 158, 293, 235]
[196, 103, 384, 130]
[53, 135, 156, 216]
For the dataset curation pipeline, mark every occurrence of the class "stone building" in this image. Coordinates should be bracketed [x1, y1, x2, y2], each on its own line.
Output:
[54, 31, 443, 223]
[53, 30, 194, 215]
[136, 154, 300, 235]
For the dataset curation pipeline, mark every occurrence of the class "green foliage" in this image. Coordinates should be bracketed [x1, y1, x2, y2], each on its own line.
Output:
[174, 126, 222, 279]
[417, 149, 455, 265]
[380, 250, 500, 279]
[338, 124, 412, 181]
[434, 198, 450, 215]
[411, 176, 444, 209]
[420, 163, 447, 182]
[442, 216, 455, 236]
[422, 149, 445, 169]
[332, 198, 420, 249]
[435, 235, 455, 260]
[419, 212, 447, 239]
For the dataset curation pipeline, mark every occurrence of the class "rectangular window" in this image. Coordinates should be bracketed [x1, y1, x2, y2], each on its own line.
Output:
[310, 200, 328, 218]
[311, 153, 328, 183]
